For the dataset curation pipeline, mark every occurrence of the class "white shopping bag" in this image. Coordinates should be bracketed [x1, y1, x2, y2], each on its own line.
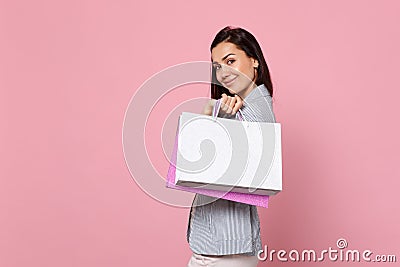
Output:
[175, 101, 282, 196]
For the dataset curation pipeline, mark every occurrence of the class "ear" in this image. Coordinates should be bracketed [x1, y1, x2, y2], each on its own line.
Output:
[252, 58, 259, 68]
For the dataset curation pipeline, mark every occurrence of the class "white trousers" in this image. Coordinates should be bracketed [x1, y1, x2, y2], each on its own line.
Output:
[187, 253, 259, 267]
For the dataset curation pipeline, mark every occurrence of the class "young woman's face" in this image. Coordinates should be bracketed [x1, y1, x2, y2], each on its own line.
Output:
[211, 41, 258, 98]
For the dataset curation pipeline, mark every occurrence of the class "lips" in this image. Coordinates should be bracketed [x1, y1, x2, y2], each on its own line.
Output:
[224, 77, 237, 86]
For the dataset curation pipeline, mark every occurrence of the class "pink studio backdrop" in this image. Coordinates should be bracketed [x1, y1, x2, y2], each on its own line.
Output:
[1, 1, 399, 266]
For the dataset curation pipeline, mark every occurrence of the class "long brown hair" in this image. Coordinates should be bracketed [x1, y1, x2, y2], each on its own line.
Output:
[210, 26, 274, 100]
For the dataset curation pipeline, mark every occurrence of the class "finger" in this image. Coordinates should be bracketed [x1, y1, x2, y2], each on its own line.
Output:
[229, 97, 237, 114]
[221, 95, 231, 112]
[232, 101, 241, 114]
[232, 95, 243, 113]
[221, 94, 229, 109]
[221, 93, 227, 103]
[235, 94, 244, 102]
[224, 96, 234, 113]
[219, 94, 226, 111]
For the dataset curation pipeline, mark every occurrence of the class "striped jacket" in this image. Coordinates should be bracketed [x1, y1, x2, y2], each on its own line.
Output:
[186, 83, 276, 256]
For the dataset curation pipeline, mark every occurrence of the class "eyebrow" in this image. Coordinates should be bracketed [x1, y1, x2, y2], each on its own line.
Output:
[212, 53, 236, 64]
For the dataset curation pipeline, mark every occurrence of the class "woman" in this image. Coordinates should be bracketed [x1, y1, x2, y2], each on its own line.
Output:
[186, 26, 276, 267]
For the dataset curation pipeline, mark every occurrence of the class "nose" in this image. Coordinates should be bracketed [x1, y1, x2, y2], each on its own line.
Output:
[220, 64, 231, 78]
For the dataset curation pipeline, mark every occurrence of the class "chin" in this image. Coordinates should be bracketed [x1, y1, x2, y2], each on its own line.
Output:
[227, 85, 239, 95]
[228, 88, 236, 95]
[228, 86, 243, 96]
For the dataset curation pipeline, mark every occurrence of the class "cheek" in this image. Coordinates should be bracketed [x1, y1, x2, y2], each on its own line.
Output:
[239, 67, 253, 81]
[215, 72, 223, 82]
[232, 63, 246, 76]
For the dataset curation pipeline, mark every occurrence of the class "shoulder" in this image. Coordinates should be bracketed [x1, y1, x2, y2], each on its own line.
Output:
[241, 85, 275, 123]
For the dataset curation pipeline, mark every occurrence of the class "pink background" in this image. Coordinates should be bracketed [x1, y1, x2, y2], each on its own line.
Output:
[1, 0, 399, 266]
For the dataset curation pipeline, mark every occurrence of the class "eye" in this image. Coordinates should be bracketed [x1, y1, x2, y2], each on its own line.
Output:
[227, 59, 235, 65]
[213, 64, 221, 70]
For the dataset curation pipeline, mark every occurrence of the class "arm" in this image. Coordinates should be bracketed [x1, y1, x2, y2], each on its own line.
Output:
[202, 99, 216, 115]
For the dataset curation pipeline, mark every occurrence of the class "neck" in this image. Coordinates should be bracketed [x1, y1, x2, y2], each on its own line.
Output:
[237, 71, 258, 99]
[238, 82, 257, 99]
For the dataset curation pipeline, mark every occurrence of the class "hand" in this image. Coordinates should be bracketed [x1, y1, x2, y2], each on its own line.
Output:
[219, 93, 243, 115]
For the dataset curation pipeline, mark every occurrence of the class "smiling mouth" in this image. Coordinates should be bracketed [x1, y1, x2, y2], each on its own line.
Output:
[224, 77, 237, 86]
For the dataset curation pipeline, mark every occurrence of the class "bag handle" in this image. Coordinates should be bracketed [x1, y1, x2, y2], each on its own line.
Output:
[212, 98, 248, 123]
